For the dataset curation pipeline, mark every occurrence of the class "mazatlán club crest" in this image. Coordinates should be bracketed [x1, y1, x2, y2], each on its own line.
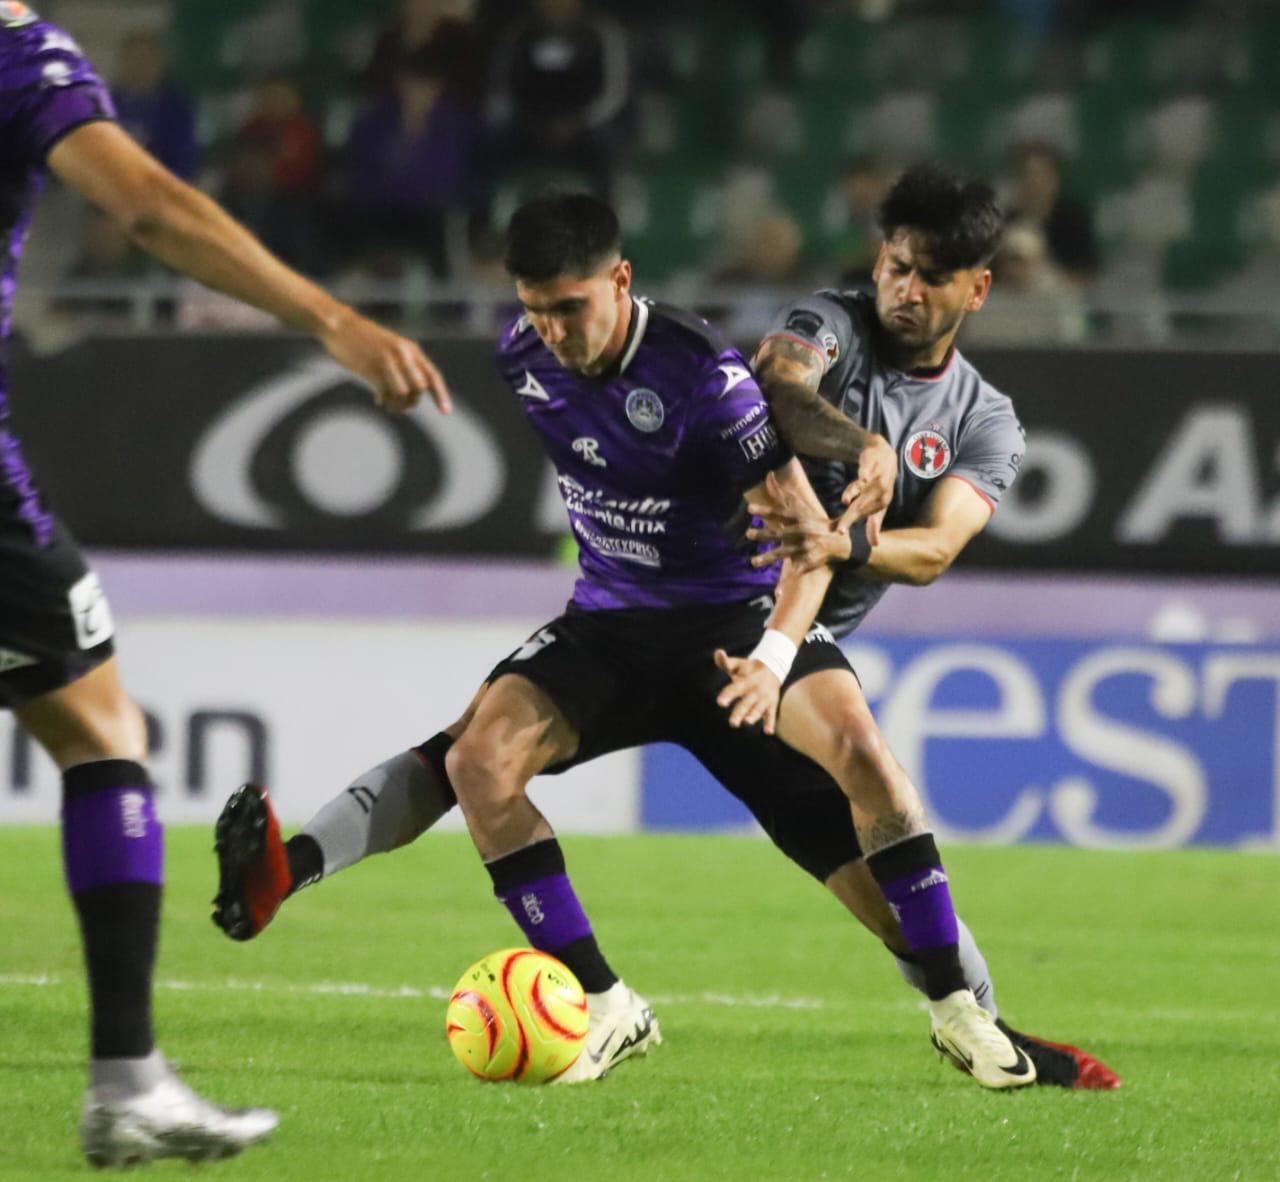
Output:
[903, 429, 952, 479]
[625, 388, 664, 433]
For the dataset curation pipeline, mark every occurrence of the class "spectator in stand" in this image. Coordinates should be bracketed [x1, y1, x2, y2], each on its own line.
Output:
[220, 79, 324, 273]
[363, 0, 485, 107]
[963, 220, 1087, 345]
[741, 0, 818, 83]
[338, 43, 480, 278]
[488, 0, 631, 198]
[712, 208, 811, 339]
[1008, 140, 1099, 287]
[832, 155, 889, 288]
[111, 31, 198, 180]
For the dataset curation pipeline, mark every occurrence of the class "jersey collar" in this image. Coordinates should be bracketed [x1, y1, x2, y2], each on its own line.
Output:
[594, 296, 648, 381]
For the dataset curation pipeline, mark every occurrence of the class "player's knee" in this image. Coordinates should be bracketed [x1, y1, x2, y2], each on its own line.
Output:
[37, 693, 148, 767]
[445, 733, 520, 806]
[831, 716, 889, 779]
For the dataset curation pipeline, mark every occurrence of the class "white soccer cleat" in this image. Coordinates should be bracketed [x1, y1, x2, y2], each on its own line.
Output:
[555, 980, 662, 1083]
[929, 989, 1037, 1090]
[80, 1062, 278, 1168]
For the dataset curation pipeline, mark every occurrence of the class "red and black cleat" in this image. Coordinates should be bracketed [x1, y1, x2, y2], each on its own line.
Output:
[997, 1020, 1122, 1090]
[212, 784, 291, 941]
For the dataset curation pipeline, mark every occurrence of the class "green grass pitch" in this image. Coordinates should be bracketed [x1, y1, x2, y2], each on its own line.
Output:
[1, 828, 1278, 1180]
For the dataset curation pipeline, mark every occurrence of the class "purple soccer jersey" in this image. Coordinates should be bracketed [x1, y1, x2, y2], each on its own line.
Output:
[0, 9, 115, 541]
[497, 297, 792, 610]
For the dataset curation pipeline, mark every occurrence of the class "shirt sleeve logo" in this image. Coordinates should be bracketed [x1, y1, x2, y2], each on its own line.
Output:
[624, 388, 664, 433]
[516, 371, 550, 401]
[739, 421, 780, 462]
[784, 309, 823, 338]
[903, 429, 953, 479]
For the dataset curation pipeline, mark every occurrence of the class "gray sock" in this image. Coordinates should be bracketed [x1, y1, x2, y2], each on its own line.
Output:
[301, 750, 455, 878]
[894, 917, 998, 1017]
[89, 1049, 168, 1100]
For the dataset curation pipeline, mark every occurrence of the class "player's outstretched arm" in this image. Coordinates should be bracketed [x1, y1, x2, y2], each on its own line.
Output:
[715, 460, 833, 734]
[860, 477, 992, 586]
[753, 336, 895, 531]
[48, 122, 451, 415]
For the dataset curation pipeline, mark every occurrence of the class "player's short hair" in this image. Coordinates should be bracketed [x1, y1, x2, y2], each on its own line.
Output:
[878, 164, 1004, 271]
[504, 193, 622, 282]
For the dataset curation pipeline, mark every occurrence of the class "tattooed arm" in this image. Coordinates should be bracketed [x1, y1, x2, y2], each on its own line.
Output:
[753, 335, 897, 534]
[753, 335, 872, 462]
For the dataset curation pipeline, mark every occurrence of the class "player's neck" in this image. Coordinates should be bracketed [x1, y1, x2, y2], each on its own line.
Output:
[877, 321, 958, 375]
[580, 295, 634, 377]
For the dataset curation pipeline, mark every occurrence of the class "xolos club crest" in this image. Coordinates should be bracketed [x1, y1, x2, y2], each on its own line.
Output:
[903, 428, 952, 479]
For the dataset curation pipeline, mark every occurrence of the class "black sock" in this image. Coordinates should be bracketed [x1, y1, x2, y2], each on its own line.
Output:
[284, 834, 324, 895]
[62, 760, 164, 1058]
[74, 885, 161, 1058]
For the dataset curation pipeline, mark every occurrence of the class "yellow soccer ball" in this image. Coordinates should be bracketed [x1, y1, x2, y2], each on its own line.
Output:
[446, 948, 589, 1083]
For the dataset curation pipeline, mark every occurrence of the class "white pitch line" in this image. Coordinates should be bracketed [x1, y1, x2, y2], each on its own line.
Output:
[0, 973, 825, 1011]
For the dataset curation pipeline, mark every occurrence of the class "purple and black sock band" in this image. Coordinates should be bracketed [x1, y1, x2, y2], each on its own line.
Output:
[61, 759, 164, 894]
[486, 838, 595, 952]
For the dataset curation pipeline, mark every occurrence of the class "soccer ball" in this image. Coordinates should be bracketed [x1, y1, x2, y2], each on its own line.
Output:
[446, 948, 589, 1083]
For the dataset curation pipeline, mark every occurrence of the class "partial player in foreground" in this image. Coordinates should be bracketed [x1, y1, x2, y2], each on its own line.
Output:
[0, 6, 448, 1167]
[747, 163, 1117, 1088]
[214, 193, 1059, 1092]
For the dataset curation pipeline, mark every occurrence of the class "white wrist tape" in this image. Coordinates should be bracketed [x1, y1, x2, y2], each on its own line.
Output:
[749, 628, 798, 683]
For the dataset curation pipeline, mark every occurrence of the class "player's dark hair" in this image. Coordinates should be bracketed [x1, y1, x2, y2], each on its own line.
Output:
[878, 163, 1005, 271]
[504, 193, 622, 282]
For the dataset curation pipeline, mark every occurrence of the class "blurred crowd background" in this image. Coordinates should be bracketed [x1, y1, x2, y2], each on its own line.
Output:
[19, 0, 1280, 346]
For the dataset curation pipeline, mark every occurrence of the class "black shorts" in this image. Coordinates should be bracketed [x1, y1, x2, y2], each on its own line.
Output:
[0, 512, 116, 708]
[487, 597, 863, 881]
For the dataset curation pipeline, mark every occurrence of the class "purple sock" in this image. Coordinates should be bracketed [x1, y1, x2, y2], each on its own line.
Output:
[61, 760, 164, 1058]
[62, 784, 164, 894]
[499, 872, 595, 950]
[866, 833, 966, 1000]
[485, 838, 617, 993]
[877, 865, 959, 953]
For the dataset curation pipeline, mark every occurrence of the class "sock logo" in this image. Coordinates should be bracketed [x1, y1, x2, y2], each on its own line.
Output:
[910, 868, 949, 894]
[119, 791, 148, 838]
[521, 892, 545, 926]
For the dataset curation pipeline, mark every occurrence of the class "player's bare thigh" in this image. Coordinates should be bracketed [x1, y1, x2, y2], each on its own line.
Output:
[444, 672, 580, 857]
[775, 668, 926, 850]
[13, 656, 147, 770]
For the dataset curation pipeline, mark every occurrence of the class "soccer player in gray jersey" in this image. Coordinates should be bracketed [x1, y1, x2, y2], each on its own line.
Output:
[746, 164, 1117, 1088]
[214, 192, 1040, 1092]
[0, 6, 449, 1166]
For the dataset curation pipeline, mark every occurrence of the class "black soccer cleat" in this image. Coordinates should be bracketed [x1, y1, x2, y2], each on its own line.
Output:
[997, 1019, 1122, 1090]
[212, 785, 291, 941]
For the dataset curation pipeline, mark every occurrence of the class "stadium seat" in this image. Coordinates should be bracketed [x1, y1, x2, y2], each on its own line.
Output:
[1161, 162, 1270, 289]
[617, 170, 719, 281]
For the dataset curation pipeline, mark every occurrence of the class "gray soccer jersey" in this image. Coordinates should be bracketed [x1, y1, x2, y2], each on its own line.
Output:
[763, 290, 1025, 637]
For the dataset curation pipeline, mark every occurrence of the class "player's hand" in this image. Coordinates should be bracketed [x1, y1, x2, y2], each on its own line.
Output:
[319, 308, 453, 415]
[746, 470, 852, 574]
[745, 511, 851, 574]
[840, 435, 896, 544]
[714, 648, 782, 735]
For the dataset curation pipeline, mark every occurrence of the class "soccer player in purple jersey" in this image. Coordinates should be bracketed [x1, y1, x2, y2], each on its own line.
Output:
[0, 6, 450, 1166]
[213, 192, 1039, 1091]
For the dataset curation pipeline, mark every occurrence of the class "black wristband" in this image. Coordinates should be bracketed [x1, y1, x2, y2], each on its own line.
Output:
[845, 518, 872, 568]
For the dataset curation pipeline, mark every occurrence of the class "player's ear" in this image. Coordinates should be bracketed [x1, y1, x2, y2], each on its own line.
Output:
[965, 269, 992, 312]
[871, 242, 889, 283]
[612, 258, 632, 295]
